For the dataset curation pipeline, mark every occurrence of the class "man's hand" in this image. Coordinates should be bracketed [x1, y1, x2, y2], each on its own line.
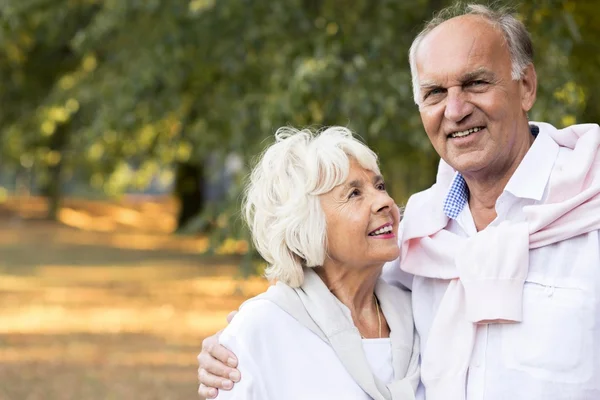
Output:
[197, 312, 240, 399]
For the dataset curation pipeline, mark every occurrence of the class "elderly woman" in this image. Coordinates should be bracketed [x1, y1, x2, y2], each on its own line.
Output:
[203, 127, 419, 400]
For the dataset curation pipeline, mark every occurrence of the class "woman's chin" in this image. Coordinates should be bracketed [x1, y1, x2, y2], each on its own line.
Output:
[385, 247, 401, 261]
[369, 248, 401, 267]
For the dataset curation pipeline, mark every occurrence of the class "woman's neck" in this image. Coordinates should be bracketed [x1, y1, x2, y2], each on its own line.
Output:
[314, 264, 389, 338]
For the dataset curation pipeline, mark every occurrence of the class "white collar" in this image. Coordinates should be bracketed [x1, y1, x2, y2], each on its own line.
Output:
[503, 126, 560, 201]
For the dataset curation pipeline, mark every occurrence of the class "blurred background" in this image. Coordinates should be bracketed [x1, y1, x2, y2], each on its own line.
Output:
[0, 0, 598, 398]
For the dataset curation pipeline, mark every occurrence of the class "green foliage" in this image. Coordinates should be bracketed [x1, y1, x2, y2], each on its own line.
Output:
[1, 0, 599, 222]
[519, 0, 600, 127]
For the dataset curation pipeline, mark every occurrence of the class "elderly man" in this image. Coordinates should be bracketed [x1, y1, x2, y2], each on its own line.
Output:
[197, 3, 600, 400]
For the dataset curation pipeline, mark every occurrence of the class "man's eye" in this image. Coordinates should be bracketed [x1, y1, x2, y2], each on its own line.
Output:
[423, 88, 445, 101]
[467, 80, 487, 86]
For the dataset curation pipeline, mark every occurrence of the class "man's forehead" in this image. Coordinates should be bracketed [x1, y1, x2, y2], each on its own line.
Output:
[418, 16, 502, 56]
[428, 14, 498, 39]
[416, 17, 505, 79]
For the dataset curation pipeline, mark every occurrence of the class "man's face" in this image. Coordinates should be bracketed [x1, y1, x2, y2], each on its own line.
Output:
[415, 15, 536, 179]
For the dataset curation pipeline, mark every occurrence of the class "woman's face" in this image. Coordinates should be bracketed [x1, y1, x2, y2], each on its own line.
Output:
[320, 160, 400, 272]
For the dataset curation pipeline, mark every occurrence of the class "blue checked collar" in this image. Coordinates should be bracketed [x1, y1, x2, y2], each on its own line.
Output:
[442, 124, 540, 220]
[443, 173, 469, 219]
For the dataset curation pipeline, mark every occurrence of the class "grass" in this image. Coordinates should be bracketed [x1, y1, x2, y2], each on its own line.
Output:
[0, 196, 268, 399]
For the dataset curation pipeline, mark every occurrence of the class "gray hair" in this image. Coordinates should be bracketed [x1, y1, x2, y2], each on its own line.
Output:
[243, 126, 380, 287]
[409, 3, 534, 105]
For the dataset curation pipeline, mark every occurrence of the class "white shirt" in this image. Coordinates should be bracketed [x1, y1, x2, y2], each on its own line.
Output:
[385, 130, 600, 399]
[216, 299, 394, 400]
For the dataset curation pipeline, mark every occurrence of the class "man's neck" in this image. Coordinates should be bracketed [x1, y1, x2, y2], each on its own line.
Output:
[465, 180, 505, 231]
[463, 130, 535, 231]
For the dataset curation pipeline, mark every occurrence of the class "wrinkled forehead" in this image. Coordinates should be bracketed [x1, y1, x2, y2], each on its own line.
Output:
[416, 16, 509, 82]
[311, 151, 380, 196]
[328, 161, 381, 193]
[347, 157, 379, 176]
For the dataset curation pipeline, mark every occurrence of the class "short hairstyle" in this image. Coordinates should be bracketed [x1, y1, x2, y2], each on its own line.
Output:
[409, 3, 534, 105]
[243, 126, 381, 287]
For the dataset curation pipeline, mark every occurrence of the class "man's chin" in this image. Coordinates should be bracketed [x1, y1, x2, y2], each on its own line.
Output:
[443, 151, 492, 175]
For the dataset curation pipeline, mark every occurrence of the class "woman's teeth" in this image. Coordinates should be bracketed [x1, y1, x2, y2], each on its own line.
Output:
[369, 225, 393, 236]
[449, 126, 483, 138]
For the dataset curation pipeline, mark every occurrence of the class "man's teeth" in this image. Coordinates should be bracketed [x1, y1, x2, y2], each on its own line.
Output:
[449, 126, 483, 138]
[370, 225, 393, 236]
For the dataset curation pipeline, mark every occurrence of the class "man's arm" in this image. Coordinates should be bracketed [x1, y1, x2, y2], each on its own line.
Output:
[197, 312, 241, 399]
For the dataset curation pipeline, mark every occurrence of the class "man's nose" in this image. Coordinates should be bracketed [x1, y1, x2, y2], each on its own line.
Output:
[444, 88, 473, 123]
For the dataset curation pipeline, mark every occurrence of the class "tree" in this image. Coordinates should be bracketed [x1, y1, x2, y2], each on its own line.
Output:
[1, 0, 599, 232]
[0, 0, 101, 218]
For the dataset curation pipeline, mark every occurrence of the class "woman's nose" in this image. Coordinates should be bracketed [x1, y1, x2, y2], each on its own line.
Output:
[372, 191, 394, 213]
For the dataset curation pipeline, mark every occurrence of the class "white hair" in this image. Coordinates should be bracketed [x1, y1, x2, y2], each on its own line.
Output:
[409, 3, 534, 105]
[243, 126, 380, 287]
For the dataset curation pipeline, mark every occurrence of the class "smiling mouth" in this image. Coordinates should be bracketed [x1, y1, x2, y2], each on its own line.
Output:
[368, 224, 393, 236]
[448, 126, 484, 139]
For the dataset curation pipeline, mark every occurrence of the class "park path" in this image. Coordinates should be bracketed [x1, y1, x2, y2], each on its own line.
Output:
[0, 197, 267, 400]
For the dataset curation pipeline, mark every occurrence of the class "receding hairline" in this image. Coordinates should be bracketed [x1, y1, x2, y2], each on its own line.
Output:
[410, 3, 534, 104]
[414, 14, 509, 65]
[414, 16, 512, 96]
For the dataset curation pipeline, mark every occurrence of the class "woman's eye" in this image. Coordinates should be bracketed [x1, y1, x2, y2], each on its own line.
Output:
[376, 182, 386, 191]
[348, 189, 360, 198]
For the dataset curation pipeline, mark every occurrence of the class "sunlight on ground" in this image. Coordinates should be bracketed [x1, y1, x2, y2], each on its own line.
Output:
[58, 206, 176, 233]
[0, 272, 267, 337]
[2, 195, 178, 234]
[0, 264, 268, 338]
[59, 231, 211, 253]
[0, 260, 268, 398]
[0, 196, 268, 399]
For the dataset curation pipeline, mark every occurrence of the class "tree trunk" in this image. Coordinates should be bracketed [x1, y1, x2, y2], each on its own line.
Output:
[46, 163, 63, 221]
[174, 161, 206, 231]
[43, 124, 69, 221]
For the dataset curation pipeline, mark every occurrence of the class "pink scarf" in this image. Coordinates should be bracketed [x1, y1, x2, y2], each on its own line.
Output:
[400, 123, 600, 399]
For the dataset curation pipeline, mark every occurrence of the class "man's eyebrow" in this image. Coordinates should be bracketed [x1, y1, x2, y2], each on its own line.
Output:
[419, 68, 496, 92]
[419, 80, 442, 91]
[460, 68, 495, 83]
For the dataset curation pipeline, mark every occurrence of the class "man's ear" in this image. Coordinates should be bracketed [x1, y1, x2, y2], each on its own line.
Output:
[520, 63, 537, 112]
